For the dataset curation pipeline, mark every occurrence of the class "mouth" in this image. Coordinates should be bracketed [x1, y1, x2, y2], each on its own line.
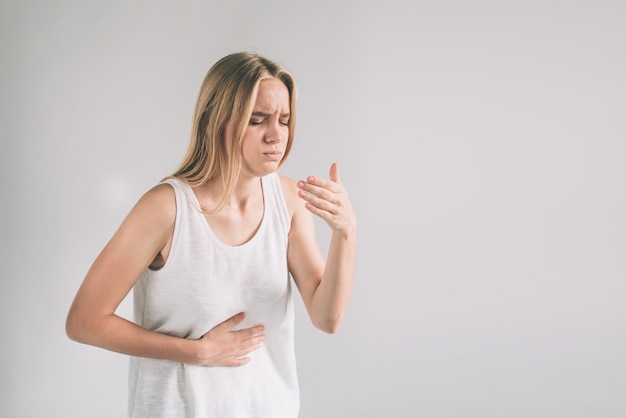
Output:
[263, 150, 283, 160]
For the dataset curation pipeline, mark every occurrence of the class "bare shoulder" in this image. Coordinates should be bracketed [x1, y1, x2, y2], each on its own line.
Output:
[141, 181, 176, 204]
[278, 173, 315, 237]
[127, 181, 177, 230]
[278, 174, 301, 215]
[278, 174, 298, 195]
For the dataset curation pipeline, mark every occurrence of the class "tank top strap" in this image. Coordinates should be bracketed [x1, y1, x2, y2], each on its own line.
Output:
[262, 172, 291, 234]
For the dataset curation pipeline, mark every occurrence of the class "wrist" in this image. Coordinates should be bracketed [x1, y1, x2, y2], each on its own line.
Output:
[184, 335, 219, 366]
[332, 224, 357, 241]
[170, 336, 205, 365]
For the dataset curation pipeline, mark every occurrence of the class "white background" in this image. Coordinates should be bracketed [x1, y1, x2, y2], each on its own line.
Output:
[1, 1, 625, 417]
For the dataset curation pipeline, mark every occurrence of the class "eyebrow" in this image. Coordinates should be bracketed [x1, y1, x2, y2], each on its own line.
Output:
[251, 111, 290, 118]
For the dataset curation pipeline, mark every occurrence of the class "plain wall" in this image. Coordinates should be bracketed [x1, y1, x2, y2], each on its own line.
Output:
[1, 1, 625, 417]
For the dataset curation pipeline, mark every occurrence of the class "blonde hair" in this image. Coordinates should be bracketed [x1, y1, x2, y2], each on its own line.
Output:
[171, 52, 297, 213]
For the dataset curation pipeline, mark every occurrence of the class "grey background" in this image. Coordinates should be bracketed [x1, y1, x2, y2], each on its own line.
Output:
[2, 1, 625, 417]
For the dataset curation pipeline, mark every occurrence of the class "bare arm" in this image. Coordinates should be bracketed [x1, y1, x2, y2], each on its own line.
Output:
[284, 163, 357, 333]
[65, 184, 264, 366]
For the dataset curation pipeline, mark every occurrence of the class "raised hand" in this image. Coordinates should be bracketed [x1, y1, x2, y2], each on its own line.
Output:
[297, 162, 357, 236]
[195, 312, 265, 367]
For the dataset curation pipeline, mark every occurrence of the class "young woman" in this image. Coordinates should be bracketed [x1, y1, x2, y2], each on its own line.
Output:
[66, 52, 357, 417]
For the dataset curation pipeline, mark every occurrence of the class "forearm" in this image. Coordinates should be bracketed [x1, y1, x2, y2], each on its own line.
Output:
[66, 313, 201, 364]
[291, 163, 358, 333]
[310, 230, 356, 333]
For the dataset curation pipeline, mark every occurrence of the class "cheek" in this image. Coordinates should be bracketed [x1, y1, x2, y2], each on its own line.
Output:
[239, 129, 252, 147]
[240, 136, 257, 159]
[280, 126, 290, 143]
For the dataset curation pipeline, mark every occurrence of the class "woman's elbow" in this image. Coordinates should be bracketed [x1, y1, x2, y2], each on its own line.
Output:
[313, 315, 343, 334]
[65, 309, 91, 343]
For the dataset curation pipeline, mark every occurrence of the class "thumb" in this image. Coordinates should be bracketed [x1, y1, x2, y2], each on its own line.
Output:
[329, 162, 341, 183]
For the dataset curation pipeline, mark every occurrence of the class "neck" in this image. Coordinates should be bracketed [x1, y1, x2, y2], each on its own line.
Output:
[198, 173, 263, 213]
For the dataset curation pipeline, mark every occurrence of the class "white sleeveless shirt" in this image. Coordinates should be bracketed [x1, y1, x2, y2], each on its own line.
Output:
[128, 173, 299, 417]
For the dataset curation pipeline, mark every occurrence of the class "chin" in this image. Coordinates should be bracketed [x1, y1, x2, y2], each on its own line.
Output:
[243, 164, 279, 178]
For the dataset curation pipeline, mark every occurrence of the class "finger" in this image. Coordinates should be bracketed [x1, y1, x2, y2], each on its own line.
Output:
[299, 174, 339, 193]
[303, 201, 332, 220]
[329, 162, 340, 183]
[227, 356, 252, 367]
[297, 182, 337, 204]
[235, 325, 266, 340]
[238, 335, 265, 352]
[218, 312, 246, 331]
[299, 191, 336, 214]
[230, 336, 265, 366]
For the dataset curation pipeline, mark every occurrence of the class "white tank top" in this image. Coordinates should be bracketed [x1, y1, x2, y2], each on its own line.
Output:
[128, 173, 299, 417]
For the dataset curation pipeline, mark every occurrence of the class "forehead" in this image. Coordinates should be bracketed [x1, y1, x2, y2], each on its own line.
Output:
[253, 78, 290, 111]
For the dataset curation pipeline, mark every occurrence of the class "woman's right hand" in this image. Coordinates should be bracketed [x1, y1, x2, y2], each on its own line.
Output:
[194, 313, 265, 367]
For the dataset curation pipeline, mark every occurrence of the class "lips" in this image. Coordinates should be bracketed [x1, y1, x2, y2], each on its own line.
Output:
[263, 150, 283, 160]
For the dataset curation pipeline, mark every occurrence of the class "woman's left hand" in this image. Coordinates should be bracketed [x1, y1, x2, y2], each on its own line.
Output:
[297, 162, 357, 236]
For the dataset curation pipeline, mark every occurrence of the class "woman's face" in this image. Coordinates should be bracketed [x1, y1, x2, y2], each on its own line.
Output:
[240, 78, 290, 179]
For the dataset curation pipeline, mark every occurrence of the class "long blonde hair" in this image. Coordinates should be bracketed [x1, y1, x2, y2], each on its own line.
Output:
[171, 52, 297, 213]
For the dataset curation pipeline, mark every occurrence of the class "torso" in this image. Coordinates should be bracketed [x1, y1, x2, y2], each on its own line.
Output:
[150, 175, 298, 270]
[130, 173, 300, 417]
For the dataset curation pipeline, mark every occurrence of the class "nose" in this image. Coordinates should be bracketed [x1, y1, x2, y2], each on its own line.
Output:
[264, 119, 284, 144]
